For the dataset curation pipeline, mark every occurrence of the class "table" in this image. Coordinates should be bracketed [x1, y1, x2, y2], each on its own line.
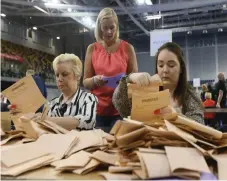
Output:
[204, 108, 227, 113]
[2, 166, 104, 180]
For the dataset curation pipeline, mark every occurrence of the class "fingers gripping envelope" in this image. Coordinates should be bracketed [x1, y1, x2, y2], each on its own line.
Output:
[128, 83, 171, 122]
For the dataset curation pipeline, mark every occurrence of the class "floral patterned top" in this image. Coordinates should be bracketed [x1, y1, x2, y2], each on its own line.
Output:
[112, 76, 204, 124]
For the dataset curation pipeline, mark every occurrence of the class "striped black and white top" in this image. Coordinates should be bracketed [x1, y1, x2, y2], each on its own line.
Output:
[48, 87, 98, 130]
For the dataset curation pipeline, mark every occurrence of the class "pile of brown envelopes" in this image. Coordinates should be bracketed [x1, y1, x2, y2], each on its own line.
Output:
[1, 84, 227, 180]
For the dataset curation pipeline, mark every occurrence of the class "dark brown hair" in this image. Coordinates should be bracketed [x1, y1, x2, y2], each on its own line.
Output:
[155, 42, 188, 106]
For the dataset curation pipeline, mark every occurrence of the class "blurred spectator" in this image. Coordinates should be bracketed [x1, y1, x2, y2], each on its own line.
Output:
[207, 84, 216, 101]
[201, 84, 208, 102]
[203, 92, 216, 127]
[215, 72, 227, 108]
[26, 69, 47, 100]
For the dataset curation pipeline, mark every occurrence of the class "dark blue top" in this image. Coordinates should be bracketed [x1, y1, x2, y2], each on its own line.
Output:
[32, 74, 47, 99]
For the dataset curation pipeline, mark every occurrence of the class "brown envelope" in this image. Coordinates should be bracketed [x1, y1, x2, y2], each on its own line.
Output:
[145, 125, 183, 140]
[0, 132, 24, 145]
[127, 83, 161, 99]
[164, 120, 197, 143]
[36, 133, 78, 160]
[20, 137, 36, 144]
[2, 75, 46, 114]
[222, 133, 227, 139]
[138, 148, 165, 154]
[66, 130, 105, 157]
[1, 154, 54, 176]
[1, 128, 5, 136]
[116, 127, 147, 147]
[19, 114, 53, 139]
[54, 151, 92, 171]
[165, 120, 208, 155]
[37, 121, 61, 134]
[100, 172, 139, 180]
[131, 90, 170, 122]
[139, 151, 172, 179]
[41, 120, 69, 134]
[174, 115, 223, 139]
[110, 120, 122, 135]
[165, 146, 211, 173]
[1, 142, 50, 167]
[115, 120, 144, 137]
[172, 170, 200, 180]
[1, 112, 11, 132]
[210, 153, 227, 180]
[133, 169, 147, 180]
[135, 152, 148, 179]
[120, 140, 145, 150]
[91, 150, 117, 165]
[72, 158, 100, 175]
[126, 162, 141, 167]
[108, 166, 137, 173]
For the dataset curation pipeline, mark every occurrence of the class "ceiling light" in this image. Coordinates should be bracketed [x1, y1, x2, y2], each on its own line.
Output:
[91, 23, 96, 28]
[67, 8, 72, 12]
[30, 17, 32, 19]
[82, 17, 92, 26]
[136, 0, 145, 5]
[33, 27, 37, 30]
[1, 13, 6, 17]
[56, 37, 60, 39]
[52, 0, 59, 3]
[187, 31, 192, 35]
[146, 14, 161, 20]
[223, 4, 227, 8]
[145, 0, 153, 5]
[218, 28, 223, 32]
[203, 30, 208, 34]
[34, 6, 49, 15]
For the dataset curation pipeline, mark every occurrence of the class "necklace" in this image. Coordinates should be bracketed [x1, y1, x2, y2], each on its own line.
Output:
[61, 92, 76, 105]
[102, 39, 120, 55]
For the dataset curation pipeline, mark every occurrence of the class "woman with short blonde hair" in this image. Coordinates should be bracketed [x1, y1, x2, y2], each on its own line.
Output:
[46, 53, 97, 130]
[83, 7, 138, 132]
[52, 53, 82, 80]
[8, 53, 97, 130]
[205, 92, 212, 99]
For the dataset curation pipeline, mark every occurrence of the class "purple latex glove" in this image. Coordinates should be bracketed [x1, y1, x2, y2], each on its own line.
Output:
[200, 172, 217, 180]
[101, 73, 125, 89]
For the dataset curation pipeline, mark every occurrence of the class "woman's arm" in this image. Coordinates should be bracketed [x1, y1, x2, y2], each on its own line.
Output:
[127, 43, 138, 74]
[48, 116, 79, 130]
[183, 87, 205, 124]
[112, 76, 132, 118]
[83, 44, 96, 90]
[73, 93, 97, 130]
[49, 93, 97, 130]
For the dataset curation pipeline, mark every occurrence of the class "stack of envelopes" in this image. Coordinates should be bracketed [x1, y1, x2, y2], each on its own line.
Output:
[1, 82, 227, 180]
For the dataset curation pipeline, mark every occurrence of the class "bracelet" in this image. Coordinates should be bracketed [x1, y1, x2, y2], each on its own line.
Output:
[92, 77, 96, 86]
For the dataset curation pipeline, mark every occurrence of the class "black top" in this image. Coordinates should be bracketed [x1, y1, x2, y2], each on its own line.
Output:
[216, 80, 227, 107]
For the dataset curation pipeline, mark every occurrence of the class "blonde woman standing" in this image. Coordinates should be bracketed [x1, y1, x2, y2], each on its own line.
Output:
[83, 8, 138, 132]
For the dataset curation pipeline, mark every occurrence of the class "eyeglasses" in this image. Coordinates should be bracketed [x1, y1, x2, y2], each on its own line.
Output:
[59, 103, 67, 116]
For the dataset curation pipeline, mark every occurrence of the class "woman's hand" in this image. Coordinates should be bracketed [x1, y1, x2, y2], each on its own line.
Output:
[128, 73, 162, 86]
[93, 75, 107, 87]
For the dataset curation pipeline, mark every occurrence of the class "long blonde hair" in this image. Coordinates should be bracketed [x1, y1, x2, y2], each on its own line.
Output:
[94, 8, 119, 42]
